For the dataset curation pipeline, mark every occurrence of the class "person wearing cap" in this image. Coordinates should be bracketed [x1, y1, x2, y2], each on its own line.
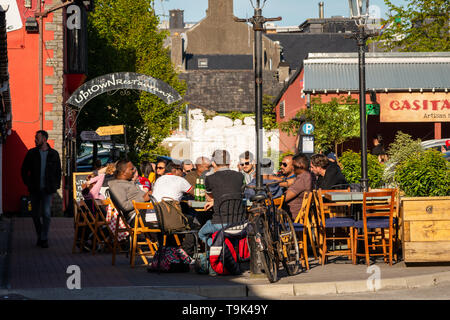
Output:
[244, 158, 283, 199]
[327, 152, 337, 163]
[310, 153, 348, 190]
[198, 150, 244, 247]
[182, 159, 194, 176]
[183, 156, 212, 187]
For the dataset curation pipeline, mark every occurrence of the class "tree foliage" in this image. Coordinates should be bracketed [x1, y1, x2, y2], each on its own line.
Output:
[78, 0, 186, 162]
[279, 96, 360, 156]
[339, 150, 385, 189]
[372, 0, 450, 52]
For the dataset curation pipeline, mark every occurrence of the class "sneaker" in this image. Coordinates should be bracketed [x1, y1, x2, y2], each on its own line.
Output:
[208, 265, 217, 276]
[40, 240, 49, 248]
[36, 239, 42, 247]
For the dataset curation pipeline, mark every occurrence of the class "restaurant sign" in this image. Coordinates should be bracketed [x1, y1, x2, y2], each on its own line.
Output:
[380, 93, 450, 122]
[66, 72, 182, 108]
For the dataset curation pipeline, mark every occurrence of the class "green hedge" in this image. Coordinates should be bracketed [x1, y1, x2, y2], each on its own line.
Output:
[339, 150, 385, 189]
[394, 149, 450, 197]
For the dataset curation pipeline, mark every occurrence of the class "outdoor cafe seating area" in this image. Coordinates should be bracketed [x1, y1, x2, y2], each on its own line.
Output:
[71, 185, 401, 274]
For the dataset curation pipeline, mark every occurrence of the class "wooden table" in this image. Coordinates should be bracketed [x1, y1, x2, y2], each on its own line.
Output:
[324, 192, 391, 203]
[185, 200, 253, 211]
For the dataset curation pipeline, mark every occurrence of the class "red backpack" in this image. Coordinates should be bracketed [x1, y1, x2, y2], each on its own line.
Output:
[209, 222, 249, 275]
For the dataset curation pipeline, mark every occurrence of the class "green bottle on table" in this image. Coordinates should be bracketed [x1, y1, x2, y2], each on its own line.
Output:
[199, 178, 206, 202]
[194, 178, 200, 201]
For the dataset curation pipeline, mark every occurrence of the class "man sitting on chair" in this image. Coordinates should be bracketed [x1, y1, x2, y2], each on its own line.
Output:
[199, 149, 245, 247]
[108, 160, 151, 225]
[310, 153, 348, 190]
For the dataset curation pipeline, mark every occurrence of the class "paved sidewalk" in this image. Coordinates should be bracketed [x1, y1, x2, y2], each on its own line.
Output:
[2, 217, 450, 299]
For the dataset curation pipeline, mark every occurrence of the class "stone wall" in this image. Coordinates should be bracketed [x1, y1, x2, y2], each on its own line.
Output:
[166, 109, 280, 172]
[179, 70, 284, 113]
[44, 6, 65, 215]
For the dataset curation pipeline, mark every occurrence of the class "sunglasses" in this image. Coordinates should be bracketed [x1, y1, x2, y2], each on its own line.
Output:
[156, 166, 165, 170]
[240, 161, 251, 166]
[281, 162, 288, 167]
[185, 169, 191, 173]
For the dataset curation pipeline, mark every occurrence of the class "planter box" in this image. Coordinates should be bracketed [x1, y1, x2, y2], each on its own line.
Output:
[402, 196, 450, 263]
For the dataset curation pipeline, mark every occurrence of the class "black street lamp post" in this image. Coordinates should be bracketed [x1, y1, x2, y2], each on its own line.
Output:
[235, 0, 281, 276]
[349, 0, 370, 192]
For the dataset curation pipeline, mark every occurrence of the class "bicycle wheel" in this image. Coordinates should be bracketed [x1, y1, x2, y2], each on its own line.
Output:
[258, 218, 278, 283]
[277, 209, 300, 276]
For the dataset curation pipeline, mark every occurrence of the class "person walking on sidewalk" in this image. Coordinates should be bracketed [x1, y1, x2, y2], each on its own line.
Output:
[21, 130, 61, 248]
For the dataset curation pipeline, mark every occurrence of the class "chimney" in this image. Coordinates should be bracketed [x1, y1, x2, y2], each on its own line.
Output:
[319, 2, 324, 19]
[169, 9, 184, 29]
[207, 0, 233, 18]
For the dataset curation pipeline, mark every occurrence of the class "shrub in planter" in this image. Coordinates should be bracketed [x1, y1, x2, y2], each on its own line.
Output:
[394, 149, 450, 197]
[383, 131, 423, 186]
[339, 150, 385, 189]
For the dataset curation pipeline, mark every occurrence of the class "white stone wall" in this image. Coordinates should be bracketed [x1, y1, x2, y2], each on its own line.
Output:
[166, 108, 280, 171]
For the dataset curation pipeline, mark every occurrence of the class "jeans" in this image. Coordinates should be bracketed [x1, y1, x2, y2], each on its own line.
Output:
[198, 220, 224, 247]
[30, 190, 53, 241]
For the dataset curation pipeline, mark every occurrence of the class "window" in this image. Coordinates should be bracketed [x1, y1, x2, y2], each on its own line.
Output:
[280, 101, 285, 118]
[198, 58, 208, 68]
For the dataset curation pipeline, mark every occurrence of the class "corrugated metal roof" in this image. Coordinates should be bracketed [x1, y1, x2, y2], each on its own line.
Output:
[303, 52, 450, 93]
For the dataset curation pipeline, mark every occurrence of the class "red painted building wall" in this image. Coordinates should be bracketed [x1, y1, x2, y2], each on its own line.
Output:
[275, 70, 305, 154]
[3, 0, 59, 212]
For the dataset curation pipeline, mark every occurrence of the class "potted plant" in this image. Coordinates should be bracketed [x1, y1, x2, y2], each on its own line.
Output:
[395, 146, 450, 263]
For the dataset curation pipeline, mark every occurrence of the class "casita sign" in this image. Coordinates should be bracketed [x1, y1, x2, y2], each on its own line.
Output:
[380, 92, 450, 122]
[66, 72, 182, 108]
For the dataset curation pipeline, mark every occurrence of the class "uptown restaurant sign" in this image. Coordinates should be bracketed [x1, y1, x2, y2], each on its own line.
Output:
[380, 92, 450, 122]
[66, 72, 182, 108]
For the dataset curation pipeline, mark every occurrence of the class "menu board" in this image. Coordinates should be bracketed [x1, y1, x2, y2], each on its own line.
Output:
[72, 172, 92, 202]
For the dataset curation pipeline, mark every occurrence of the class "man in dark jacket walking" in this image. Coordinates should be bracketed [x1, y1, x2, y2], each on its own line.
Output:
[21, 130, 61, 248]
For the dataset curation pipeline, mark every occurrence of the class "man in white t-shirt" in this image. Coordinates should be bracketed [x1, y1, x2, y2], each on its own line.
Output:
[151, 161, 201, 256]
[152, 162, 194, 201]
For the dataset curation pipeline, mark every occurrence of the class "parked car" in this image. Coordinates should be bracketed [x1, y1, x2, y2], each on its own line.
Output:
[421, 138, 450, 152]
[76, 150, 114, 172]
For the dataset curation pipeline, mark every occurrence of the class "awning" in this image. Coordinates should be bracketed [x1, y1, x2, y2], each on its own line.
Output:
[303, 52, 450, 94]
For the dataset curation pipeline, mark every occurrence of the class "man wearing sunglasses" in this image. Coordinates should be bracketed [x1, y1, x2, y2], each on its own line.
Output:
[182, 159, 194, 175]
[239, 150, 256, 185]
[266, 154, 296, 190]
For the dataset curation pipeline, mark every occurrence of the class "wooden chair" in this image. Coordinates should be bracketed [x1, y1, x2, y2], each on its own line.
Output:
[72, 200, 99, 253]
[91, 199, 115, 254]
[353, 189, 397, 266]
[130, 201, 161, 267]
[319, 187, 352, 218]
[266, 195, 285, 210]
[314, 189, 355, 265]
[369, 188, 401, 255]
[293, 192, 313, 270]
[106, 194, 135, 266]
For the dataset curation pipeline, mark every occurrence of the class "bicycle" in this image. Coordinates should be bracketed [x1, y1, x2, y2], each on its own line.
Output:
[245, 180, 300, 283]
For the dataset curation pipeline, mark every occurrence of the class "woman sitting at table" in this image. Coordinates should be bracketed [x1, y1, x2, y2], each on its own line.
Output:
[283, 153, 313, 220]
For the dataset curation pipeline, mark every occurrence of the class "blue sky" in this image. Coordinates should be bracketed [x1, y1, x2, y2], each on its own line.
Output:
[154, 0, 408, 26]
